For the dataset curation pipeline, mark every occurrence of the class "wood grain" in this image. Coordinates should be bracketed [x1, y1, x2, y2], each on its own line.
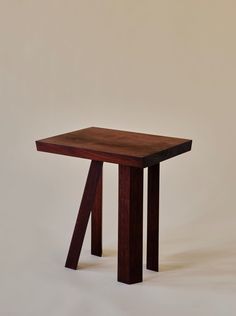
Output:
[118, 165, 143, 284]
[36, 127, 192, 168]
[65, 160, 103, 269]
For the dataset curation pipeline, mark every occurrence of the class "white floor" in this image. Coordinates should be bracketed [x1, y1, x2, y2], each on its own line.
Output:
[1, 158, 236, 316]
[2, 236, 236, 316]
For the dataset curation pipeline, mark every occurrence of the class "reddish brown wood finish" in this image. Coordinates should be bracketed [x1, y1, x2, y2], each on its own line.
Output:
[65, 160, 103, 269]
[147, 164, 160, 271]
[36, 127, 192, 168]
[91, 169, 103, 256]
[118, 165, 144, 284]
[36, 127, 192, 284]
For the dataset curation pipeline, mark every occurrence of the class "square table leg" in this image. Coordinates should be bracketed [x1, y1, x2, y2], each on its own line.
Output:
[91, 169, 103, 256]
[118, 165, 143, 284]
[147, 163, 160, 271]
[65, 160, 103, 269]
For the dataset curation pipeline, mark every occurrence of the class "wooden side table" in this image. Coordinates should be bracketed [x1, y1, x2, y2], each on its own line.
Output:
[36, 127, 192, 284]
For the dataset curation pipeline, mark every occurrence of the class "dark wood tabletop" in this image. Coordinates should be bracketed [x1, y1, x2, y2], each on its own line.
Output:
[36, 127, 192, 167]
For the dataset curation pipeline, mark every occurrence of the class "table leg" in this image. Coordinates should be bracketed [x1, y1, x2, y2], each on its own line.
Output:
[65, 160, 103, 270]
[91, 169, 103, 256]
[118, 165, 143, 284]
[147, 163, 160, 271]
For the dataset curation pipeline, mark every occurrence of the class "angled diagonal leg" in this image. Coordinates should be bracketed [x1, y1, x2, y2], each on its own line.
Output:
[118, 165, 144, 284]
[147, 163, 160, 271]
[91, 167, 103, 256]
[65, 160, 103, 270]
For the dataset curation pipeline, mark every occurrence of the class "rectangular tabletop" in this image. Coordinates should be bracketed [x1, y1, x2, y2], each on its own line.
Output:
[36, 127, 192, 167]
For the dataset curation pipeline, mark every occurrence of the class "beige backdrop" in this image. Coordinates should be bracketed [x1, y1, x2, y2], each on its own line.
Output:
[1, 1, 236, 315]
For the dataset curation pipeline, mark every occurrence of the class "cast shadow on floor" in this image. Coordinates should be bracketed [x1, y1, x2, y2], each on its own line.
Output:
[76, 248, 117, 271]
[75, 246, 236, 282]
[145, 245, 236, 283]
[160, 247, 235, 271]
